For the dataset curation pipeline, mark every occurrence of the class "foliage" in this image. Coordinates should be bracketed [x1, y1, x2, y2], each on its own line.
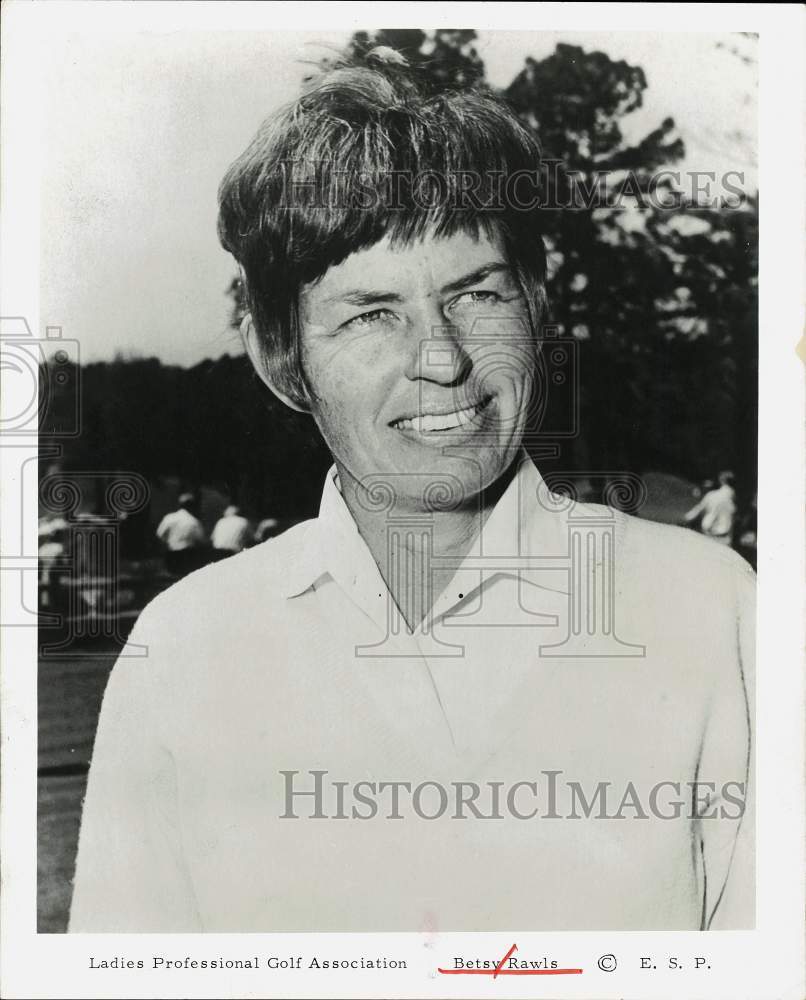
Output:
[40, 354, 333, 524]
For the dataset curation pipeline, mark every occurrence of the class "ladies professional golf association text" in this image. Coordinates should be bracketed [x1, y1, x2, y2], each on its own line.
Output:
[88, 954, 408, 972]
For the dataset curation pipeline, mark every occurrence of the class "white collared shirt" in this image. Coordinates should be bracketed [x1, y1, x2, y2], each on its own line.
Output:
[211, 513, 253, 552]
[155, 508, 206, 551]
[70, 455, 755, 932]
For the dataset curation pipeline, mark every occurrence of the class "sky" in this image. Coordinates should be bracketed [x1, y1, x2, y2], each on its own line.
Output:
[40, 29, 757, 367]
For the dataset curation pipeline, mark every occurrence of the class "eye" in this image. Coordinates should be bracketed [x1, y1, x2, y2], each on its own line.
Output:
[447, 290, 502, 313]
[342, 308, 396, 331]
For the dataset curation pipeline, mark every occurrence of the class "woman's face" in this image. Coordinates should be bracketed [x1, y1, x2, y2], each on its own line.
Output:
[295, 227, 537, 511]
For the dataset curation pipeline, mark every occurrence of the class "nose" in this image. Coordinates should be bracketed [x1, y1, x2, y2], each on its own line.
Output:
[403, 303, 472, 386]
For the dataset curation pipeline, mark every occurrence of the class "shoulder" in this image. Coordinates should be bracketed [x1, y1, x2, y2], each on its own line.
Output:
[116, 518, 318, 711]
[607, 504, 754, 650]
[134, 517, 316, 638]
[613, 505, 753, 580]
[569, 499, 755, 621]
[568, 503, 755, 699]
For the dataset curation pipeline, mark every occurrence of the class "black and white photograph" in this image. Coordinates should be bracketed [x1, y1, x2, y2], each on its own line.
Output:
[1, 3, 804, 999]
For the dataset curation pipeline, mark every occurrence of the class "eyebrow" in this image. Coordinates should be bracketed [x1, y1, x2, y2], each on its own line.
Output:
[332, 290, 405, 307]
[439, 261, 513, 296]
[326, 261, 513, 307]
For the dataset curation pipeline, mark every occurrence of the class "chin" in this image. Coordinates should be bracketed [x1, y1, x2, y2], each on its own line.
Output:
[434, 448, 517, 500]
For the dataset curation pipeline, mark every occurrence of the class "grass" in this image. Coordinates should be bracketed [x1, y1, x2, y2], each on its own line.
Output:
[38, 650, 117, 933]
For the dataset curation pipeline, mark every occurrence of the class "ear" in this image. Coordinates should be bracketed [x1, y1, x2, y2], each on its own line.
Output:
[240, 313, 308, 414]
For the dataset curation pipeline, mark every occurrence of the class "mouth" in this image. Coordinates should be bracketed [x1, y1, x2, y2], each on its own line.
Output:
[390, 395, 493, 434]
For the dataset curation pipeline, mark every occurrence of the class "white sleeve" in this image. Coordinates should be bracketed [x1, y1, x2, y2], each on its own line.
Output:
[683, 499, 705, 523]
[68, 605, 202, 932]
[699, 558, 756, 930]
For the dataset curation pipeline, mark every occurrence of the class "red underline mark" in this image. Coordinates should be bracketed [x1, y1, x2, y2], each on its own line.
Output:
[437, 942, 584, 977]
[437, 969, 585, 976]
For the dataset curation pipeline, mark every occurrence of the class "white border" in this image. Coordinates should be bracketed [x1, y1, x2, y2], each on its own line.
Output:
[2, 3, 803, 998]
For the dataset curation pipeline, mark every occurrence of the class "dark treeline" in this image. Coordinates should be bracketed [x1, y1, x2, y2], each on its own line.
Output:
[40, 354, 332, 521]
[40, 31, 757, 529]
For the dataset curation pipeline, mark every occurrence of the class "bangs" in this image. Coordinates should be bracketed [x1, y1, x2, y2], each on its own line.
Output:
[221, 84, 544, 287]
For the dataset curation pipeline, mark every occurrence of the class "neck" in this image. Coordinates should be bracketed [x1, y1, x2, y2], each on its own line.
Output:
[336, 458, 519, 631]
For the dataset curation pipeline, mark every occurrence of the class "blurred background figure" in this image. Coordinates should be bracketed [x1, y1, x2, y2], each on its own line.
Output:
[682, 471, 737, 546]
[691, 477, 715, 502]
[156, 492, 208, 576]
[38, 517, 69, 609]
[211, 504, 254, 558]
[255, 517, 280, 543]
[736, 492, 758, 570]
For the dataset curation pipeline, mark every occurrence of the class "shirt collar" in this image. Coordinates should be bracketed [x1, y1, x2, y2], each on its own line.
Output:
[281, 451, 569, 601]
[280, 466, 349, 598]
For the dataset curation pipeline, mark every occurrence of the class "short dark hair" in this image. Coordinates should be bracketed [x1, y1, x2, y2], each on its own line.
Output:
[218, 48, 548, 407]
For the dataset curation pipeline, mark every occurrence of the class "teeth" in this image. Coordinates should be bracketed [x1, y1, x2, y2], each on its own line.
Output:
[394, 400, 485, 433]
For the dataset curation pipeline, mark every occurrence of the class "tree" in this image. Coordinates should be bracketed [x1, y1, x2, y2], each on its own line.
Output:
[345, 29, 485, 91]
